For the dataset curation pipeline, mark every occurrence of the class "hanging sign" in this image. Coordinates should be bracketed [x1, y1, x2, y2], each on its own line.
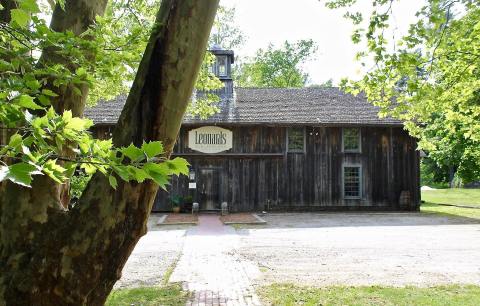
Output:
[188, 126, 233, 154]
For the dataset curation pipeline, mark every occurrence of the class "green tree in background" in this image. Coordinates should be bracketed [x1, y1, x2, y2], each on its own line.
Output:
[309, 78, 335, 88]
[327, 0, 480, 183]
[236, 39, 318, 88]
[209, 5, 245, 50]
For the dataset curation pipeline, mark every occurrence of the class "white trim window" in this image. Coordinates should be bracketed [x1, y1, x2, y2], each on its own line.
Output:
[287, 127, 305, 153]
[343, 165, 362, 199]
[342, 128, 361, 152]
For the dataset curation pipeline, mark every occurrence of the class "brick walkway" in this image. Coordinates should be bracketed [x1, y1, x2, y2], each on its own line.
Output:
[169, 215, 262, 306]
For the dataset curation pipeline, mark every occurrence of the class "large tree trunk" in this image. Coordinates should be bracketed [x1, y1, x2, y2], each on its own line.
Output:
[0, 1, 219, 305]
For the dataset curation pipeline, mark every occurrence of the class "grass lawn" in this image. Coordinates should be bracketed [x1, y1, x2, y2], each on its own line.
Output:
[106, 284, 189, 306]
[422, 188, 480, 206]
[421, 188, 480, 220]
[259, 284, 480, 306]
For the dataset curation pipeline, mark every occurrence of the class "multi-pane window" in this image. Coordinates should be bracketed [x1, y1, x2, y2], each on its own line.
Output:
[342, 128, 361, 152]
[343, 165, 362, 199]
[217, 56, 227, 76]
[287, 127, 305, 152]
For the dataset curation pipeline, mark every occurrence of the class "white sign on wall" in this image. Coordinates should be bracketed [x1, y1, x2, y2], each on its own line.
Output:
[188, 126, 232, 154]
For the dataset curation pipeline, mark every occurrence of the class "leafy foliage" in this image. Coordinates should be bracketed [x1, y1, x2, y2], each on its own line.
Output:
[0, 1, 193, 193]
[69, 171, 91, 201]
[235, 39, 317, 88]
[327, 0, 480, 182]
[420, 157, 451, 188]
[208, 5, 245, 50]
[186, 52, 223, 119]
[88, 0, 223, 117]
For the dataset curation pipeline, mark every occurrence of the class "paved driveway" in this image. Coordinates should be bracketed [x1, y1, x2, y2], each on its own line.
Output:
[114, 215, 188, 288]
[236, 212, 480, 287]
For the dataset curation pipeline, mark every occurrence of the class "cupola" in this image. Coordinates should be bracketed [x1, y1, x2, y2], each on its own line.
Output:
[209, 44, 234, 80]
[207, 45, 235, 98]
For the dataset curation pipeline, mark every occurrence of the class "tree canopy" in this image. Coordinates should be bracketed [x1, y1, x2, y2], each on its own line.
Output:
[235, 39, 318, 88]
[327, 0, 480, 183]
[208, 5, 245, 50]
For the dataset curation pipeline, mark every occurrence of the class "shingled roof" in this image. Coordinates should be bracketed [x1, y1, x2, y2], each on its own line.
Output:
[84, 87, 402, 126]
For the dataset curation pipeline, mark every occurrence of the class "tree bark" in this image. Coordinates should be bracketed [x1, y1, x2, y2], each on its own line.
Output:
[0, 0, 18, 147]
[39, 0, 109, 206]
[0, 0, 17, 24]
[39, 0, 109, 117]
[0, 1, 219, 305]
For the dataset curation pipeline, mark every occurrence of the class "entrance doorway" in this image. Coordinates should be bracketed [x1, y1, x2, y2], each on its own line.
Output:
[198, 168, 221, 210]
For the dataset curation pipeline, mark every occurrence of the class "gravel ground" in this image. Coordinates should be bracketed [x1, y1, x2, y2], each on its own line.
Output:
[236, 212, 480, 287]
[114, 214, 189, 289]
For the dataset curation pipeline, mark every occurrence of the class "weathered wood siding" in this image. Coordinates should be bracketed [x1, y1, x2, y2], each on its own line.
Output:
[150, 125, 420, 212]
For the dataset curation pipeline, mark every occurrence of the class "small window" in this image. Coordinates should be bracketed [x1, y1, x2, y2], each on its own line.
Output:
[287, 127, 305, 152]
[217, 56, 227, 76]
[342, 128, 361, 152]
[343, 165, 362, 199]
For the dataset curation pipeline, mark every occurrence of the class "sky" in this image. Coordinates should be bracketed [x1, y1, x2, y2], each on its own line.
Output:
[220, 0, 424, 86]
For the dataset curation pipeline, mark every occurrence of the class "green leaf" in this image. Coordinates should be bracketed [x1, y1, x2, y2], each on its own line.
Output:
[127, 166, 149, 183]
[65, 117, 91, 131]
[121, 144, 144, 162]
[108, 175, 118, 189]
[143, 162, 170, 189]
[19, 0, 40, 13]
[8, 133, 23, 148]
[82, 163, 97, 175]
[42, 160, 66, 184]
[143, 162, 170, 175]
[10, 9, 31, 28]
[26, 79, 41, 90]
[141, 141, 163, 159]
[16, 95, 43, 110]
[166, 157, 190, 176]
[7, 162, 41, 187]
[76, 67, 87, 76]
[41, 89, 58, 97]
[37, 95, 50, 106]
[149, 171, 169, 190]
[46, 107, 56, 119]
[64, 162, 77, 178]
[112, 165, 130, 182]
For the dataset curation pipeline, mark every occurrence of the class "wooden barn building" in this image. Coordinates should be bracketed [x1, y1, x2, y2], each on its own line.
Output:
[85, 47, 420, 212]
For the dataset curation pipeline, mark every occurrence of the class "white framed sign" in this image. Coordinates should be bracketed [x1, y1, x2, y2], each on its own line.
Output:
[188, 126, 232, 154]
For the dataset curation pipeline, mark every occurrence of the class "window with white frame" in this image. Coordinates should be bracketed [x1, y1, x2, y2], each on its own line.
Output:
[287, 127, 305, 152]
[342, 128, 361, 152]
[343, 165, 362, 199]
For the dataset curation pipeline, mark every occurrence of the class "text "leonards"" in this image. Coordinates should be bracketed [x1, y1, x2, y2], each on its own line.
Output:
[195, 131, 227, 145]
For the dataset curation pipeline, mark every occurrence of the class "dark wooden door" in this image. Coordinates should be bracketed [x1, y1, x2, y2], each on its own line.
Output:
[199, 168, 220, 210]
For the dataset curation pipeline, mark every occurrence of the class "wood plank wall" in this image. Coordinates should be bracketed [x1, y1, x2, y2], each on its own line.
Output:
[143, 125, 420, 212]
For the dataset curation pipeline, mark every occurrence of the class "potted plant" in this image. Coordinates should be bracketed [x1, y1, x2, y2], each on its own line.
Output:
[170, 195, 183, 213]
